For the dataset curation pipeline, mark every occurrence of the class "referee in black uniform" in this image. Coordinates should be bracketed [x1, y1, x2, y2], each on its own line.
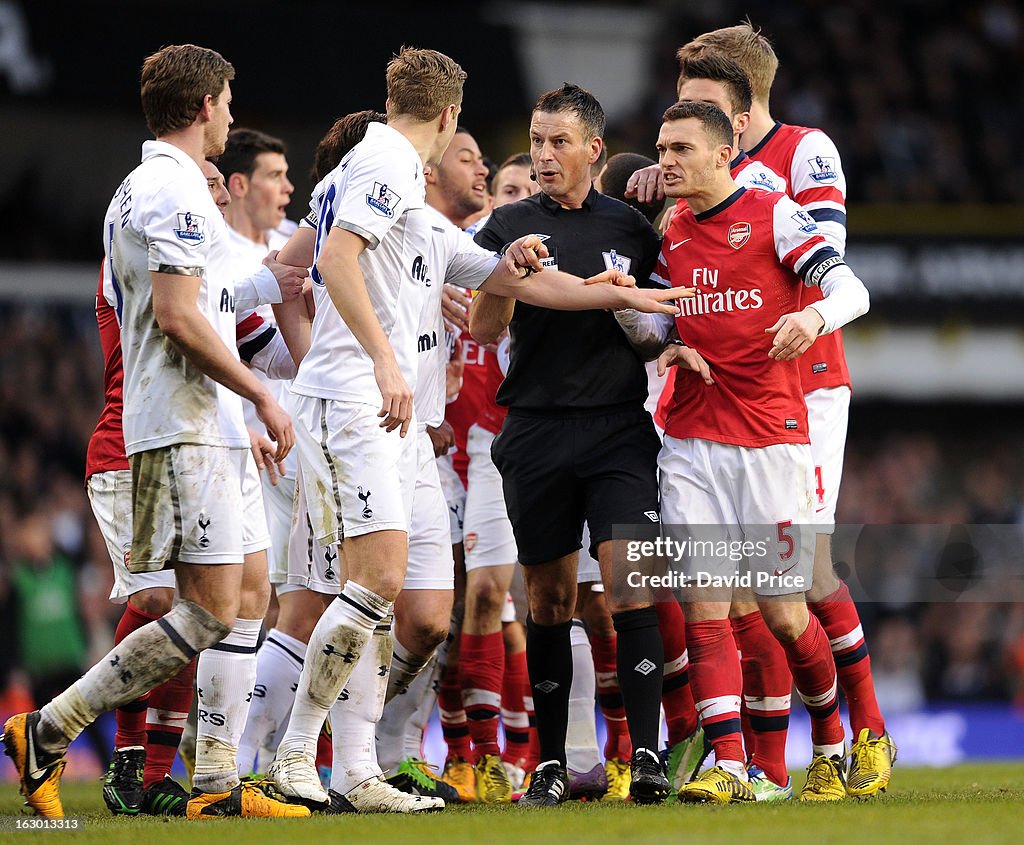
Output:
[471, 84, 669, 806]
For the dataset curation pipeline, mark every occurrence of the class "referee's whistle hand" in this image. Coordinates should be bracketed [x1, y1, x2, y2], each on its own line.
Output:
[504, 234, 548, 276]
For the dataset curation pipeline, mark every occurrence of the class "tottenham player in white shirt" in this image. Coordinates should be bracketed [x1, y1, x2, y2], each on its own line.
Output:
[2, 45, 306, 820]
[265, 53, 684, 808]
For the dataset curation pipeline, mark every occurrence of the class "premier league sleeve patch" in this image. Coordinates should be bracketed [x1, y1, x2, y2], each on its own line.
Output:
[791, 210, 819, 234]
[173, 212, 205, 244]
[366, 182, 401, 218]
[602, 249, 632, 274]
[807, 156, 838, 183]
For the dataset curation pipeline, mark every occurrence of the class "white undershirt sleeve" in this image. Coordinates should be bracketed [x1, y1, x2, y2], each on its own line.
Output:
[810, 264, 870, 334]
[233, 265, 281, 309]
[613, 309, 677, 361]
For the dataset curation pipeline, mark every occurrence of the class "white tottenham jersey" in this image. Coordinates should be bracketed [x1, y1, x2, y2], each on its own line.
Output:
[292, 122, 430, 405]
[103, 140, 247, 456]
[416, 205, 501, 427]
[225, 225, 293, 438]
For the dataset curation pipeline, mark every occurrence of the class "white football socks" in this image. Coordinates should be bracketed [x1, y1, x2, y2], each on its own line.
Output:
[377, 650, 439, 771]
[38, 600, 227, 755]
[236, 628, 306, 775]
[193, 617, 261, 794]
[330, 614, 394, 793]
[385, 636, 430, 703]
[277, 582, 392, 759]
[566, 620, 602, 774]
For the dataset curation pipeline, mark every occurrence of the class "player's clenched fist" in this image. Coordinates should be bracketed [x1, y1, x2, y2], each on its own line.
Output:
[502, 233, 549, 277]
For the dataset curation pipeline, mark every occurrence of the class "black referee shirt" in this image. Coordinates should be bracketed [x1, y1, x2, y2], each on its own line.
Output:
[474, 186, 662, 412]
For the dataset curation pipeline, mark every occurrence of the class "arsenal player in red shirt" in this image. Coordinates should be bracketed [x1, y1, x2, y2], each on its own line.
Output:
[615, 100, 869, 803]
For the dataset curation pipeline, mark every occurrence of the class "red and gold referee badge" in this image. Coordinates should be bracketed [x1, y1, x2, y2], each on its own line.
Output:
[728, 222, 751, 249]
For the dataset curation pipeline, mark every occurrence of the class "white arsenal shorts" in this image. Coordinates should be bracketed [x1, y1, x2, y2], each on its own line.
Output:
[463, 425, 517, 572]
[658, 436, 815, 597]
[804, 385, 851, 533]
[88, 469, 175, 602]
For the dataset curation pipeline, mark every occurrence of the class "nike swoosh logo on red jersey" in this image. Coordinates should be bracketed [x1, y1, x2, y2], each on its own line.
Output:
[669, 238, 693, 251]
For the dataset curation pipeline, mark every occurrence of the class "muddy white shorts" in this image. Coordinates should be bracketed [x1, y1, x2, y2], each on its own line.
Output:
[129, 444, 260, 570]
[293, 395, 417, 544]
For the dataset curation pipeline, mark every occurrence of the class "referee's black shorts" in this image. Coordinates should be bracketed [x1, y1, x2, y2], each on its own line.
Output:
[490, 403, 661, 566]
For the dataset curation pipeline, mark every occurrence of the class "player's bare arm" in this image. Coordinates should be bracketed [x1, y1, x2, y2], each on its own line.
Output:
[151, 270, 294, 461]
[271, 226, 316, 366]
[477, 230, 687, 318]
[469, 290, 516, 345]
[479, 264, 686, 318]
[316, 225, 413, 436]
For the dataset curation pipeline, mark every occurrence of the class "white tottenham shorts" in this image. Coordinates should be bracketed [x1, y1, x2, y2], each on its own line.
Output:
[293, 395, 417, 545]
[129, 444, 265, 571]
[436, 451, 466, 544]
[287, 429, 454, 594]
[405, 429, 456, 590]
[286, 460, 341, 595]
[88, 469, 175, 602]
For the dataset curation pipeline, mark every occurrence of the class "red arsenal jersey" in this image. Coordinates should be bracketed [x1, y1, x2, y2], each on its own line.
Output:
[656, 154, 787, 425]
[747, 122, 851, 393]
[656, 187, 837, 448]
[446, 331, 507, 484]
[85, 263, 129, 480]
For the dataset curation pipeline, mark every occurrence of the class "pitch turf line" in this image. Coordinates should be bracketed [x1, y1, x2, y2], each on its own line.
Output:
[0, 764, 1020, 844]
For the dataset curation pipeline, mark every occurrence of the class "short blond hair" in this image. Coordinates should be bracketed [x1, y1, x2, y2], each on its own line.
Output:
[386, 46, 466, 121]
[676, 22, 778, 104]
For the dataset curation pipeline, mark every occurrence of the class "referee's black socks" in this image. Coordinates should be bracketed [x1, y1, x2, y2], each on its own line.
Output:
[612, 606, 665, 755]
[526, 616, 573, 767]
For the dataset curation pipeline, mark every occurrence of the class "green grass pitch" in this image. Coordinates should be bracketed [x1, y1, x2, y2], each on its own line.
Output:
[0, 764, 1021, 844]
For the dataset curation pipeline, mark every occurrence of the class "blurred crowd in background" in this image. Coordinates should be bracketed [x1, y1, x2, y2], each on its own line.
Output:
[0, 304, 1022, 721]
[616, 0, 1024, 202]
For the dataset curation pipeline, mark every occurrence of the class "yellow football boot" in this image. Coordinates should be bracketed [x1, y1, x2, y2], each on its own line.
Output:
[3, 712, 66, 819]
